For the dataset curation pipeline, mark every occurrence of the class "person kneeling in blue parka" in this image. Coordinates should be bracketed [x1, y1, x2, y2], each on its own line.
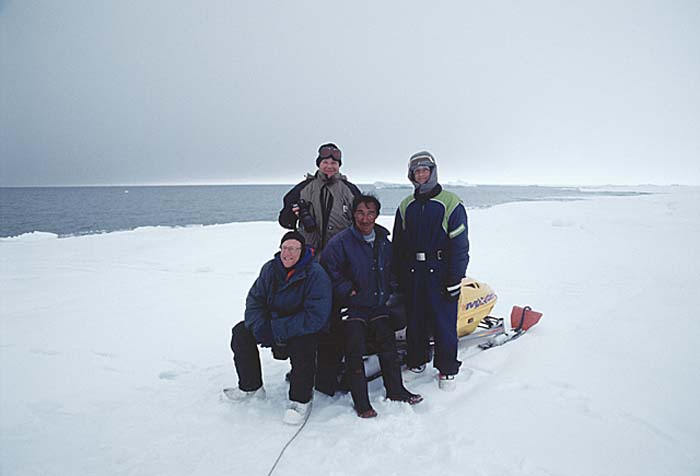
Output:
[225, 231, 331, 425]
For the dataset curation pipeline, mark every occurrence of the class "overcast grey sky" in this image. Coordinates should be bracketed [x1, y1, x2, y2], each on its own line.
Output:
[1, 0, 699, 186]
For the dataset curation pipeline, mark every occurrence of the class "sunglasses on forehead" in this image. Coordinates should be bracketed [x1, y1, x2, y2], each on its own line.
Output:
[318, 146, 342, 161]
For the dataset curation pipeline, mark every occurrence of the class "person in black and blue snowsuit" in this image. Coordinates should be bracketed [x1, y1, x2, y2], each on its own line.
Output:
[226, 231, 331, 425]
[392, 151, 470, 391]
[321, 195, 422, 417]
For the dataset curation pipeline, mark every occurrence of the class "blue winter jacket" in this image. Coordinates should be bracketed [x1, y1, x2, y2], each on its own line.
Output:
[392, 185, 470, 291]
[320, 225, 395, 319]
[244, 247, 332, 346]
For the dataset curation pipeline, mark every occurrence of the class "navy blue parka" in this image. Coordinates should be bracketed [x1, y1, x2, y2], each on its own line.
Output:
[244, 247, 332, 346]
[320, 224, 395, 320]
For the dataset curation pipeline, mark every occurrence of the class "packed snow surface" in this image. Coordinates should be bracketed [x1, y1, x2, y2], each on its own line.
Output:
[1, 187, 699, 475]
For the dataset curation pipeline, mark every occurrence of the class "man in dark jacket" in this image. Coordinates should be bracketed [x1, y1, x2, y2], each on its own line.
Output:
[392, 151, 470, 391]
[322, 195, 422, 418]
[225, 231, 332, 425]
[278, 143, 361, 396]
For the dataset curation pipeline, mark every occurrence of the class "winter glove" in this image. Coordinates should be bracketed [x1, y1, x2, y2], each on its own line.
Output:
[253, 322, 274, 347]
[272, 342, 289, 360]
[444, 282, 461, 302]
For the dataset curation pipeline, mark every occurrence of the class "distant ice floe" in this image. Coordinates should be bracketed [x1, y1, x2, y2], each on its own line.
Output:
[444, 180, 475, 187]
[372, 180, 475, 189]
[371, 181, 411, 189]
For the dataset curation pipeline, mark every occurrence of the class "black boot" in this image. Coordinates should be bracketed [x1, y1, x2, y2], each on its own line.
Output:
[348, 366, 374, 415]
[379, 351, 423, 405]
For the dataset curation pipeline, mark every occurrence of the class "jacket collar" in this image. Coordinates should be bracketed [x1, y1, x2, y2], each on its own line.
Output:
[308, 170, 347, 184]
[274, 246, 315, 281]
[414, 183, 442, 202]
[350, 224, 389, 242]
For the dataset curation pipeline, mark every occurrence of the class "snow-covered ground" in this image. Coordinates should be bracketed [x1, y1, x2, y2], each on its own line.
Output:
[1, 186, 699, 476]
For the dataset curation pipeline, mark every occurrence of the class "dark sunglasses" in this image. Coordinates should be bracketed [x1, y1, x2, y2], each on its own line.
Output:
[318, 146, 342, 161]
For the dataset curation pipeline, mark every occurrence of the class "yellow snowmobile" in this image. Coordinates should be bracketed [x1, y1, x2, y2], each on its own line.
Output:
[369, 278, 542, 379]
[456, 278, 498, 337]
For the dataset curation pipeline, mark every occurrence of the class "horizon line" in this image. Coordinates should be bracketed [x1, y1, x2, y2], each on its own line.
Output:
[1, 181, 697, 189]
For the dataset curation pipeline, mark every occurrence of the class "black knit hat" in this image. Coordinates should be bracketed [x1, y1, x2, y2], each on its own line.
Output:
[280, 231, 305, 249]
[316, 143, 342, 167]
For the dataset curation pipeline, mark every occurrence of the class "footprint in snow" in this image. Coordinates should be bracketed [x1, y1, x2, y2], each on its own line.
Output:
[158, 371, 179, 380]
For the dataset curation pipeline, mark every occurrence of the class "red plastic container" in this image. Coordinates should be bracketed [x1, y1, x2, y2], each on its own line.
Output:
[510, 306, 543, 331]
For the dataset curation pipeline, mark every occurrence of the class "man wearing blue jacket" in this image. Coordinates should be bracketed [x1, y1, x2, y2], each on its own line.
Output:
[322, 195, 422, 417]
[225, 231, 332, 425]
[392, 151, 470, 391]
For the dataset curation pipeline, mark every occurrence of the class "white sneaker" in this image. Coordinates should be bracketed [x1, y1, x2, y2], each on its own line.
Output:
[223, 386, 266, 401]
[282, 400, 311, 425]
[438, 374, 456, 392]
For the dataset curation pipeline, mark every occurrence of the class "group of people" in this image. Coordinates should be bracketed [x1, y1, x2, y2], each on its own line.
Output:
[225, 143, 470, 425]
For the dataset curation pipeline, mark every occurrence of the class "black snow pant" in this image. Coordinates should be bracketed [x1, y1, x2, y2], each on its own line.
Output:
[314, 307, 344, 396]
[230, 321, 317, 404]
[344, 316, 411, 413]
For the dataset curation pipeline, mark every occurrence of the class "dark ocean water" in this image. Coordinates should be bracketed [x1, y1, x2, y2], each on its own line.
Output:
[0, 184, 643, 238]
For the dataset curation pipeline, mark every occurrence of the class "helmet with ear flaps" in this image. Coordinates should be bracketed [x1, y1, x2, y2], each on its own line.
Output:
[408, 150, 438, 193]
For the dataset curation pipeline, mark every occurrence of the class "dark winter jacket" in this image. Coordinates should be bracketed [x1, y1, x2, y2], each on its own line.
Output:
[320, 224, 395, 319]
[392, 184, 470, 291]
[244, 247, 332, 346]
[278, 171, 361, 252]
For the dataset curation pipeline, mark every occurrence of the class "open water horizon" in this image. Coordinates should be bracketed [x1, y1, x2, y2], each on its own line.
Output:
[0, 184, 643, 238]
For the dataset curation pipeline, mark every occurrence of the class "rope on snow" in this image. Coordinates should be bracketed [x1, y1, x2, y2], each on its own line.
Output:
[266, 402, 312, 476]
